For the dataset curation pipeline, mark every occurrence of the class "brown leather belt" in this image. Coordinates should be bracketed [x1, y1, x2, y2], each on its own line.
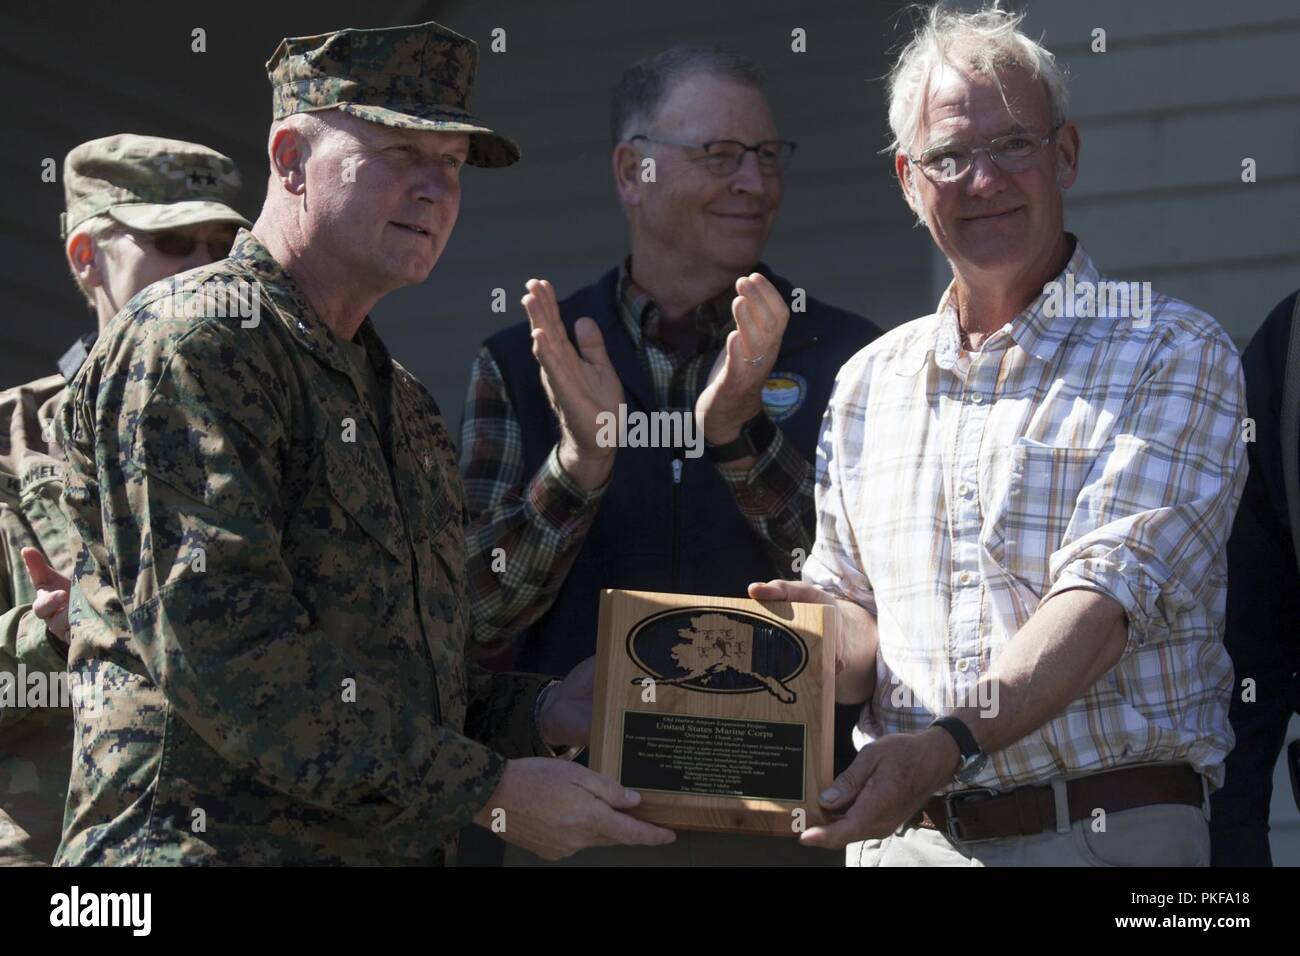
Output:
[909, 764, 1204, 843]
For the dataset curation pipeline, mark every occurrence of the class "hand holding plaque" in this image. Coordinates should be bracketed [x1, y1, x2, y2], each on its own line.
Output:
[590, 589, 837, 837]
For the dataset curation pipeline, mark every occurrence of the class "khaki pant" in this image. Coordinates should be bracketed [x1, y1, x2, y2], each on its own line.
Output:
[851, 765, 1213, 867]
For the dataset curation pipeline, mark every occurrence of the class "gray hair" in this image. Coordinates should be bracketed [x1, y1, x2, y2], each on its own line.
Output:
[887, 3, 1069, 155]
[610, 45, 766, 146]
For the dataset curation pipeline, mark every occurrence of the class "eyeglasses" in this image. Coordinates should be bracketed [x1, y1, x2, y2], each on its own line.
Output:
[907, 127, 1061, 183]
[629, 135, 797, 177]
[139, 229, 237, 261]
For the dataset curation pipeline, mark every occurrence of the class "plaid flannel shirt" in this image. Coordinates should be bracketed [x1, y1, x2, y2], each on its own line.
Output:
[803, 238, 1248, 791]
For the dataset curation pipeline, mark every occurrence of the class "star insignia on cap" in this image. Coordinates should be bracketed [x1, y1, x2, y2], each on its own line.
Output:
[187, 170, 219, 188]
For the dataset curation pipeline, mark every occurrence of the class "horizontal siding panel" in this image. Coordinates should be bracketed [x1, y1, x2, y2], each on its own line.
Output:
[1071, 106, 1300, 197]
[1065, 184, 1300, 269]
[1061, 30, 1300, 118]
[1025, 0, 1299, 44]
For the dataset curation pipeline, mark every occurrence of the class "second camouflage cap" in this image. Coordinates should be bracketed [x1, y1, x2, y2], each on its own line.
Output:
[266, 21, 520, 168]
[61, 134, 249, 239]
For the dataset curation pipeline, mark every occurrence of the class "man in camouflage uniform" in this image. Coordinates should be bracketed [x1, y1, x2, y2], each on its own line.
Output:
[0, 135, 248, 866]
[56, 22, 675, 865]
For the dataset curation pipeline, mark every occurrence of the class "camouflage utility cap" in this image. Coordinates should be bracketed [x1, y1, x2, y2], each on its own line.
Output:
[266, 21, 520, 168]
[61, 134, 249, 238]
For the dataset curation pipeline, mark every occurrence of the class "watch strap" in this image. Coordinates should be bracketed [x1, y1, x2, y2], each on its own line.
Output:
[930, 715, 979, 760]
[706, 411, 776, 463]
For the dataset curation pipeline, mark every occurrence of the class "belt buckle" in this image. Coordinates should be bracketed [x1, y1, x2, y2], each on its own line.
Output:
[943, 787, 997, 843]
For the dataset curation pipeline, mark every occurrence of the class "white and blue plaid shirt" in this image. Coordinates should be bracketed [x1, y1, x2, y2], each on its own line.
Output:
[803, 238, 1248, 791]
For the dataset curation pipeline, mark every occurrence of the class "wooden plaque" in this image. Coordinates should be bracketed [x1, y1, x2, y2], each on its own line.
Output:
[590, 589, 837, 837]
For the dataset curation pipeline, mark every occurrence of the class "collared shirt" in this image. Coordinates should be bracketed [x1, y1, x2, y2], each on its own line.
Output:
[57, 230, 550, 865]
[459, 258, 814, 655]
[803, 238, 1248, 791]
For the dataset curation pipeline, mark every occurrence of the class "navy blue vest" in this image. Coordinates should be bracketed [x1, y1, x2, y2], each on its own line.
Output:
[484, 264, 879, 697]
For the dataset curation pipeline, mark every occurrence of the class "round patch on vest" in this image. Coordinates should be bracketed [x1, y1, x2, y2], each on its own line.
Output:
[762, 373, 807, 422]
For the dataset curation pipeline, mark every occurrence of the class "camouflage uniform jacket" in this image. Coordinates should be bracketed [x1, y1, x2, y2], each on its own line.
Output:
[56, 231, 551, 865]
[0, 360, 82, 865]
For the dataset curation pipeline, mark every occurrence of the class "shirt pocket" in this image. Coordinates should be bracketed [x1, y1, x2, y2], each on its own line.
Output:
[321, 439, 406, 563]
[997, 440, 1101, 590]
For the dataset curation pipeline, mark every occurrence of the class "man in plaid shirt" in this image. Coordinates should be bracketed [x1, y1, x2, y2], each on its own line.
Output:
[458, 46, 879, 864]
[751, 5, 1248, 866]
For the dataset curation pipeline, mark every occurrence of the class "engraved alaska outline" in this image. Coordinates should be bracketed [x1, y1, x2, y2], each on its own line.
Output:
[625, 606, 809, 701]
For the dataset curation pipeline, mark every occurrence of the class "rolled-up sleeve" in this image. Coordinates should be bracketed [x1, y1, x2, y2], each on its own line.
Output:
[1043, 329, 1249, 652]
[801, 371, 876, 614]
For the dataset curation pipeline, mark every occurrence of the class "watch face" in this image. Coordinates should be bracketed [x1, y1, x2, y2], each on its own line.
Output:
[954, 752, 988, 785]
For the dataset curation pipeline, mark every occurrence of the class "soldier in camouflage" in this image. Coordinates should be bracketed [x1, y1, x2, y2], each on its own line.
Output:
[55, 21, 675, 865]
[0, 134, 248, 865]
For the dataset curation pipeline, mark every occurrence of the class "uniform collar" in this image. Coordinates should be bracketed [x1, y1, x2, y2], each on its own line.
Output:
[228, 228, 366, 379]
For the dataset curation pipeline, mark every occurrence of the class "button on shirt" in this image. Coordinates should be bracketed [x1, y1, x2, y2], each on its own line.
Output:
[802, 238, 1248, 791]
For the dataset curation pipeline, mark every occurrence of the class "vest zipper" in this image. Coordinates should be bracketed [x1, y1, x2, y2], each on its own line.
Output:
[671, 457, 683, 589]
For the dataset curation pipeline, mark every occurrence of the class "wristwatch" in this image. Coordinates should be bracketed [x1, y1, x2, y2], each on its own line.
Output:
[929, 715, 987, 785]
[534, 680, 583, 761]
[705, 411, 776, 463]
